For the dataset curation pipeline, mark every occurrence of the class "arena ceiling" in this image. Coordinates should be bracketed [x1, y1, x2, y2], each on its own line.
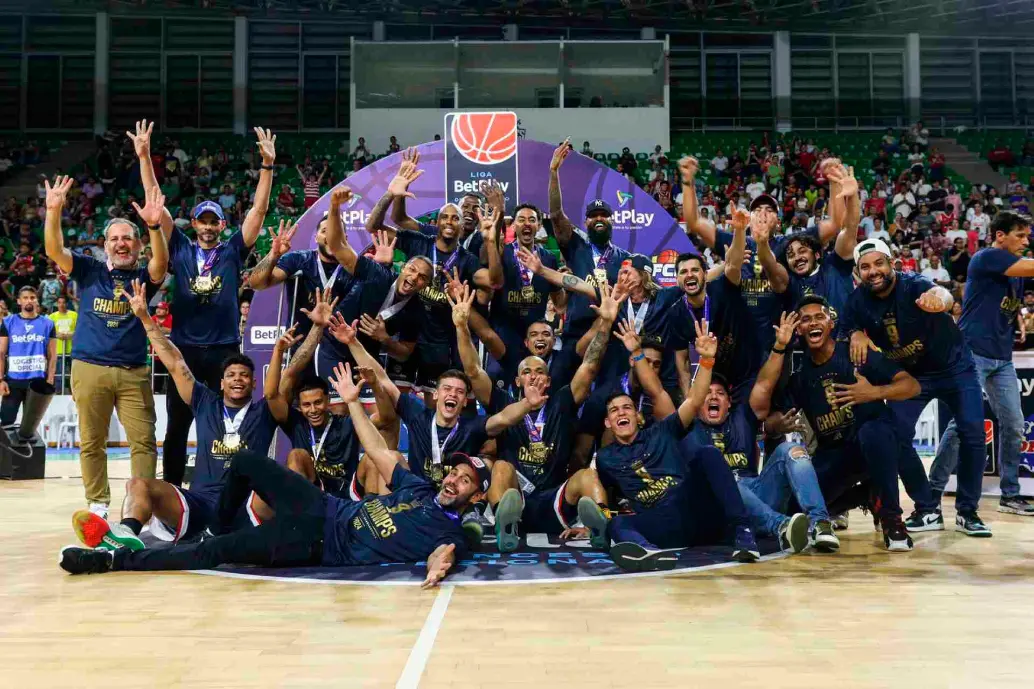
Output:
[15, 0, 1034, 34]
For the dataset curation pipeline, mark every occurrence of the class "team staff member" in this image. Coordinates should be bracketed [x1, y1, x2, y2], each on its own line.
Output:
[931, 211, 1034, 516]
[44, 176, 168, 518]
[548, 139, 630, 361]
[844, 239, 991, 537]
[131, 120, 277, 487]
[48, 294, 76, 387]
[60, 365, 487, 589]
[69, 278, 283, 551]
[0, 286, 57, 439]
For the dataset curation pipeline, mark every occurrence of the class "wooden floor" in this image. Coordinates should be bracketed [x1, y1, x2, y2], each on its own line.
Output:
[4, 459, 1034, 688]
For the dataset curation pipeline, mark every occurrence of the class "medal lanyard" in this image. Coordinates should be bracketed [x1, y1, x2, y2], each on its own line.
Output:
[222, 401, 251, 435]
[309, 418, 333, 459]
[433, 496, 462, 524]
[315, 253, 341, 290]
[591, 244, 611, 270]
[684, 294, 710, 326]
[621, 373, 645, 413]
[430, 422, 459, 465]
[627, 298, 650, 333]
[431, 244, 460, 283]
[514, 244, 535, 287]
[196, 243, 222, 277]
[523, 403, 547, 442]
[378, 280, 411, 321]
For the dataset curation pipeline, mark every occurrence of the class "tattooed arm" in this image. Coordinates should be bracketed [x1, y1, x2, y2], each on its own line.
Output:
[548, 140, 576, 247]
[365, 191, 396, 234]
[570, 283, 623, 404]
[128, 280, 196, 406]
[515, 244, 597, 300]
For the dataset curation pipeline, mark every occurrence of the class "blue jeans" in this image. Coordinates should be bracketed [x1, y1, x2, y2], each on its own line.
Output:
[930, 354, 1023, 498]
[738, 441, 830, 537]
[889, 368, 986, 515]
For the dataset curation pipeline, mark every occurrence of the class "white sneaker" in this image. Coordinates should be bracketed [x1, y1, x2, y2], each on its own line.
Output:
[88, 502, 109, 520]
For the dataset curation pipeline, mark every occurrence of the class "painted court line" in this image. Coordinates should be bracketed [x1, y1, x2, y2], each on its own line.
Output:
[396, 584, 454, 689]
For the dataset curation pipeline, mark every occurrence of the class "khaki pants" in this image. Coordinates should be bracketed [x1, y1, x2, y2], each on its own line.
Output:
[71, 360, 158, 505]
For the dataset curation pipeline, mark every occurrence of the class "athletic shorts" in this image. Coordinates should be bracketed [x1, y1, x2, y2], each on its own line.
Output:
[412, 343, 454, 393]
[147, 486, 254, 540]
[522, 480, 577, 534]
[384, 354, 418, 392]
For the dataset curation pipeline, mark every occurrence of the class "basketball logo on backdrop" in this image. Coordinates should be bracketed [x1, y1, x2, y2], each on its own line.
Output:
[444, 112, 520, 213]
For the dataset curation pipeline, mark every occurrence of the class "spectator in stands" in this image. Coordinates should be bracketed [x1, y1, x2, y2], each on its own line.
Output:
[710, 149, 728, 178]
[619, 147, 637, 172]
[928, 147, 946, 182]
[764, 154, 783, 186]
[908, 120, 929, 149]
[745, 174, 766, 201]
[926, 179, 948, 212]
[345, 159, 362, 179]
[276, 185, 298, 214]
[967, 201, 991, 245]
[649, 145, 666, 166]
[48, 294, 75, 389]
[988, 141, 1015, 171]
[869, 217, 891, 243]
[615, 162, 635, 184]
[987, 187, 1004, 211]
[946, 237, 970, 283]
[298, 166, 326, 209]
[82, 177, 104, 202]
[915, 203, 937, 236]
[353, 137, 370, 163]
[38, 269, 62, 312]
[387, 135, 401, 154]
[907, 145, 926, 175]
[218, 184, 236, 212]
[581, 141, 593, 157]
[921, 254, 951, 288]
[892, 183, 917, 222]
[647, 162, 667, 190]
[653, 180, 676, 217]
[880, 127, 900, 153]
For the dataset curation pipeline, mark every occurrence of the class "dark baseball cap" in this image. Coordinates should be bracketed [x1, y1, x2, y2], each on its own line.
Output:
[446, 452, 491, 493]
[585, 199, 613, 217]
[749, 194, 778, 212]
[623, 253, 653, 274]
[192, 200, 225, 221]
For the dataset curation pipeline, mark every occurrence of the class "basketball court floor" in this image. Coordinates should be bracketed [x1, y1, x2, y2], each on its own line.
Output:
[3, 453, 1034, 688]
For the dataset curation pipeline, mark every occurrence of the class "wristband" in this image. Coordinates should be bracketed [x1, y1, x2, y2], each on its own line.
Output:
[260, 164, 275, 171]
[698, 357, 715, 370]
[771, 345, 786, 354]
[631, 351, 645, 363]
[147, 224, 161, 231]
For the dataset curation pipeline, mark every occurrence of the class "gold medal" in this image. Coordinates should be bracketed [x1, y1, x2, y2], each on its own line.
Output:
[223, 432, 241, 451]
[194, 275, 213, 294]
[521, 285, 535, 300]
[593, 268, 607, 285]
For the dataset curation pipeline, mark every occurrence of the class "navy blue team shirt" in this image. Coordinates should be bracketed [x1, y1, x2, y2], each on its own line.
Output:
[686, 403, 760, 478]
[188, 382, 277, 498]
[787, 251, 855, 336]
[70, 253, 156, 367]
[282, 408, 360, 499]
[488, 385, 578, 492]
[595, 413, 689, 513]
[490, 243, 558, 338]
[322, 463, 469, 567]
[599, 285, 684, 390]
[785, 341, 903, 450]
[395, 394, 489, 487]
[960, 247, 1022, 360]
[168, 228, 250, 347]
[841, 271, 972, 378]
[559, 232, 629, 339]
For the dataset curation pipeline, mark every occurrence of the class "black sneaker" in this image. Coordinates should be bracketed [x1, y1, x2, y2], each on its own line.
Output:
[998, 496, 1034, 516]
[731, 525, 760, 563]
[778, 513, 809, 554]
[955, 512, 993, 537]
[811, 519, 841, 553]
[494, 488, 523, 553]
[882, 519, 914, 552]
[58, 546, 113, 574]
[904, 509, 945, 532]
[609, 541, 680, 573]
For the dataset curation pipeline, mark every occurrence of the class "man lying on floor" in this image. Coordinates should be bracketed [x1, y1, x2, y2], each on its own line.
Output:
[58, 362, 495, 589]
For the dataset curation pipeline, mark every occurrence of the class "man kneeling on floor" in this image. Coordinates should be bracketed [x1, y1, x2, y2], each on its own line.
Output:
[59, 362, 488, 587]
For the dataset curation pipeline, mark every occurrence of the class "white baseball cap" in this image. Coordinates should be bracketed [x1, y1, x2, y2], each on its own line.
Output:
[854, 238, 893, 264]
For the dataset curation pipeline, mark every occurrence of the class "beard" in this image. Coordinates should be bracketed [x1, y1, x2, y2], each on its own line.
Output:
[109, 252, 138, 269]
[587, 220, 612, 246]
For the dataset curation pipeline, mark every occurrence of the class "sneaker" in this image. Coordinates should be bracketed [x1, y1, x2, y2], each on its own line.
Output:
[576, 497, 610, 550]
[461, 508, 484, 550]
[904, 509, 945, 533]
[87, 502, 109, 520]
[58, 545, 113, 575]
[811, 519, 841, 553]
[72, 510, 145, 552]
[955, 512, 993, 537]
[778, 513, 809, 554]
[609, 541, 680, 573]
[831, 513, 849, 530]
[494, 488, 523, 553]
[732, 525, 760, 563]
[998, 496, 1034, 516]
[882, 519, 914, 552]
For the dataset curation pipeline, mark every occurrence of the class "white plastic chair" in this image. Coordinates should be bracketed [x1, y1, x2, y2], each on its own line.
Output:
[56, 409, 79, 448]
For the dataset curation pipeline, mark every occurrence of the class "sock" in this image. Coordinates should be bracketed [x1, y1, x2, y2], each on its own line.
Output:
[121, 518, 143, 535]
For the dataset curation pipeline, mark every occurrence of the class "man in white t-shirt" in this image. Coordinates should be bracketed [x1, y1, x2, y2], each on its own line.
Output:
[966, 202, 990, 241]
[745, 175, 766, 201]
[869, 218, 891, 243]
[710, 149, 729, 176]
[920, 254, 951, 287]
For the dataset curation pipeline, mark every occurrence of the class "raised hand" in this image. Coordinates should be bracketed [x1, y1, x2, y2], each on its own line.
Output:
[254, 127, 277, 165]
[273, 323, 302, 354]
[300, 287, 340, 328]
[515, 245, 543, 275]
[591, 282, 625, 323]
[445, 280, 475, 327]
[730, 208, 751, 233]
[45, 175, 74, 210]
[916, 288, 948, 313]
[125, 119, 153, 159]
[131, 185, 166, 229]
[834, 370, 880, 407]
[371, 229, 396, 264]
[402, 146, 420, 167]
[476, 205, 498, 241]
[481, 179, 505, 212]
[330, 362, 361, 404]
[525, 378, 549, 410]
[750, 210, 771, 244]
[678, 156, 699, 185]
[125, 278, 150, 319]
[327, 313, 358, 346]
[269, 219, 297, 259]
[357, 314, 389, 343]
[387, 157, 423, 199]
[693, 317, 718, 359]
[550, 138, 572, 172]
[330, 185, 352, 209]
[615, 318, 642, 353]
[443, 267, 465, 303]
[773, 311, 800, 349]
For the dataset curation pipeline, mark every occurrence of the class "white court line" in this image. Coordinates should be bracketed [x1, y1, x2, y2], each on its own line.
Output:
[396, 584, 454, 689]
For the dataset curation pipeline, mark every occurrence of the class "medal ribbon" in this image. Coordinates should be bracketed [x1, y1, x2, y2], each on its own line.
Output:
[309, 418, 333, 460]
[430, 422, 459, 466]
[196, 243, 223, 277]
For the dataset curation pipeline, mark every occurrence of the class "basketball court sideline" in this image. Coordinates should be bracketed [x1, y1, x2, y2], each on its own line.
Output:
[3, 457, 1034, 688]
